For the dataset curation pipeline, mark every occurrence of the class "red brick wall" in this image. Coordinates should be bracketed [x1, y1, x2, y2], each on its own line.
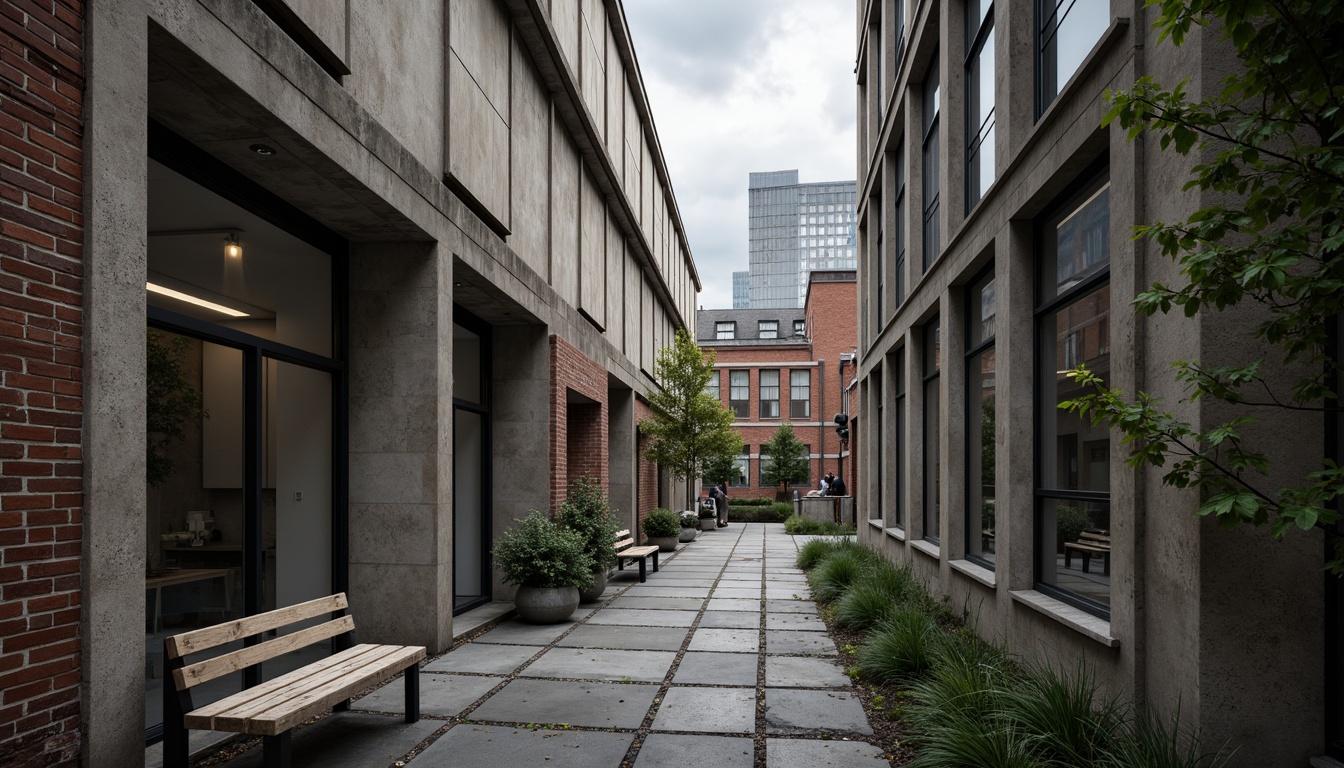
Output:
[0, 1, 85, 766]
[549, 336, 608, 513]
[633, 397, 657, 538]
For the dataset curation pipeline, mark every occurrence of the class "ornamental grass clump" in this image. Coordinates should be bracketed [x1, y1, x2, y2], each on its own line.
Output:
[795, 538, 838, 570]
[492, 511, 594, 589]
[832, 561, 916, 631]
[808, 545, 872, 602]
[854, 607, 937, 683]
[998, 662, 1123, 766]
[557, 476, 619, 571]
[1100, 704, 1235, 768]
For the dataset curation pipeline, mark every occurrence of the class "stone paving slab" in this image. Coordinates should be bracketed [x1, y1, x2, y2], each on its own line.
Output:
[354, 672, 499, 716]
[766, 630, 838, 655]
[607, 596, 707, 611]
[633, 733, 755, 768]
[766, 613, 827, 631]
[470, 678, 658, 729]
[473, 619, 578, 646]
[765, 656, 852, 688]
[520, 647, 676, 682]
[586, 608, 700, 627]
[711, 587, 760, 599]
[698, 610, 760, 629]
[766, 599, 819, 614]
[688, 627, 760, 653]
[766, 586, 812, 601]
[764, 689, 873, 736]
[764, 738, 888, 767]
[625, 586, 712, 598]
[672, 651, 760, 686]
[557, 624, 689, 650]
[632, 578, 715, 589]
[425, 642, 538, 675]
[715, 572, 761, 581]
[217, 712, 438, 768]
[650, 687, 756, 734]
[706, 598, 760, 612]
[413, 724, 634, 768]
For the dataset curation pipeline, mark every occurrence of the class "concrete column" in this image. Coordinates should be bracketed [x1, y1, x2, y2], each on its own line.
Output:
[1001, 221, 1035, 592]
[607, 386, 636, 532]
[347, 242, 453, 653]
[490, 325, 550, 600]
[82, 1, 150, 764]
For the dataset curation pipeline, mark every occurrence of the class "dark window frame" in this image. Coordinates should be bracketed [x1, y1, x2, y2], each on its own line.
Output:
[729, 369, 750, 418]
[759, 320, 779, 339]
[922, 57, 942, 272]
[790, 369, 812, 419]
[893, 347, 906, 528]
[964, 266, 997, 569]
[894, 139, 907, 308]
[923, 318, 941, 543]
[716, 321, 736, 340]
[759, 369, 781, 419]
[965, 0, 996, 211]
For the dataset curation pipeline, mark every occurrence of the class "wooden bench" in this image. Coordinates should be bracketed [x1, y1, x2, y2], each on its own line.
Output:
[614, 528, 660, 583]
[162, 593, 425, 768]
[1064, 531, 1111, 575]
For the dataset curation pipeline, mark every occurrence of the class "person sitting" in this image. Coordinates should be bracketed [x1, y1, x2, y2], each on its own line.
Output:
[819, 474, 831, 495]
[828, 474, 847, 496]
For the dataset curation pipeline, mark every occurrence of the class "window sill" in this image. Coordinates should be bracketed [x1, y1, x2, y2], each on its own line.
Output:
[885, 526, 906, 542]
[1009, 590, 1119, 648]
[949, 559, 995, 588]
[867, 518, 884, 531]
[910, 539, 940, 560]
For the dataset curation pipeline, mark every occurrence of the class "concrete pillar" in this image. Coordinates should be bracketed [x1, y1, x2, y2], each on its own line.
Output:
[490, 325, 550, 600]
[82, 1, 150, 764]
[347, 242, 453, 653]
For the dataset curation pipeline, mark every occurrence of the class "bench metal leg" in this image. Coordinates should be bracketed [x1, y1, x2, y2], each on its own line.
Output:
[1081, 552, 1091, 574]
[334, 698, 351, 711]
[618, 558, 625, 572]
[652, 551, 659, 573]
[637, 556, 646, 583]
[263, 732, 291, 768]
[405, 663, 420, 724]
[163, 653, 191, 768]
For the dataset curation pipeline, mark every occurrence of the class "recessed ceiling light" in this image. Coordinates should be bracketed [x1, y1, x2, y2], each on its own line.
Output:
[146, 282, 249, 317]
[250, 144, 277, 156]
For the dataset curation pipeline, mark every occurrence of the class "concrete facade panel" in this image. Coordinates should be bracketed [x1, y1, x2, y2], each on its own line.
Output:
[449, 0, 511, 119]
[449, 56, 511, 224]
[281, 0, 349, 63]
[580, 169, 606, 328]
[510, 42, 552, 280]
[550, 124, 581, 307]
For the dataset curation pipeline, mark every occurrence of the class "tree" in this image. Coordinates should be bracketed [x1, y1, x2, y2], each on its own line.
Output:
[640, 329, 743, 500]
[1063, 0, 1344, 573]
[760, 423, 810, 496]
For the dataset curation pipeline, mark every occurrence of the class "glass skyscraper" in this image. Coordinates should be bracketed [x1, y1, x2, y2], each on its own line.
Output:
[732, 271, 750, 308]
[747, 170, 857, 308]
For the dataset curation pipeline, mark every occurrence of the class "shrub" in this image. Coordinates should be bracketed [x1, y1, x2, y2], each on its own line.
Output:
[854, 608, 937, 682]
[643, 508, 681, 538]
[679, 511, 698, 528]
[493, 511, 594, 589]
[557, 476, 619, 571]
[785, 516, 857, 535]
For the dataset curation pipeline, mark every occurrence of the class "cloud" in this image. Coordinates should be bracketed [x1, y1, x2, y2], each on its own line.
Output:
[626, 0, 857, 309]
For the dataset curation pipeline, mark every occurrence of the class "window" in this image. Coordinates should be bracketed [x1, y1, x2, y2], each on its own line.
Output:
[789, 369, 811, 419]
[893, 347, 906, 527]
[966, 0, 996, 210]
[759, 320, 778, 339]
[716, 321, 735, 340]
[893, 0, 907, 68]
[1035, 170, 1111, 616]
[732, 447, 750, 487]
[922, 58, 941, 271]
[760, 369, 780, 419]
[1037, 0, 1109, 116]
[923, 318, 941, 542]
[794, 319, 806, 337]
[730, 370, 750, 418]
[894, 139, 907, 308]
[706, 369, 721, 402]
[872, 368, 884, 521]
[966, 269, 997, 567]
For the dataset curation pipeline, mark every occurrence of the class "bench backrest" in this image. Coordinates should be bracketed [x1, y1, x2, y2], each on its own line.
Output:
[614, 529, 636, 553]
[1079, 531, 1110, 545]
[165, 593, 353, 692]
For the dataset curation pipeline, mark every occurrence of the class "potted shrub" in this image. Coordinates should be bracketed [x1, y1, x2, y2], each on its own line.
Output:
[557, 477, 619, 603]
[494, 510, 594, 623]
[643, 509, 681, 552]
[678, 512, 698, 543]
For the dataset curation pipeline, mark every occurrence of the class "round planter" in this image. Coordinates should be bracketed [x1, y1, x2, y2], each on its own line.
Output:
[578, 569, 607, 603]
[649, 535, 678, 552]
[699, 517, 717, 531]
[678, 527, 697, 543]
[514, 585, 580, 624]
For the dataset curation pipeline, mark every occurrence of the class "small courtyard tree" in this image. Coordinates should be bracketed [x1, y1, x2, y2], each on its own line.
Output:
[760, 423, 810, 497]
[640, 329, 743, 503]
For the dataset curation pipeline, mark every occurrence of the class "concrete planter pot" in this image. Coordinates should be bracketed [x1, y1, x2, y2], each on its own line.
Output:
[678, 527, 698, 543]
[578, 569, 607, 603]
[649, 535, 678, 552]
[700, 517, 717, 531]
[514, 585, 580, 624]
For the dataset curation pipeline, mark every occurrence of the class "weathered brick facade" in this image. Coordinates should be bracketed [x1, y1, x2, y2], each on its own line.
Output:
[0, 1, 85, 766]
[633, 397, 658, 538]
[548, 335, 608, 513]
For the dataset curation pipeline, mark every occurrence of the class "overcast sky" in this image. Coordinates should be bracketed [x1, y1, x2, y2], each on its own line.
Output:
[623, 0, 858, 310]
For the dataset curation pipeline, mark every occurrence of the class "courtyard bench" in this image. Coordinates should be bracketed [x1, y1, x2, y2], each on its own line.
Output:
[162, 593, 425, 768]
[1064, 531, 1111, 575]
[614, 528, 660, 582]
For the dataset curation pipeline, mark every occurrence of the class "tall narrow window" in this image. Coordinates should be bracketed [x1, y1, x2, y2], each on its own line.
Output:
[893, 347, 906, 527]
[966, 269, 997, 567]
[872, 368, 884, 521]
[730, 370, 750, 418]
[732, 446, 750, 487]
[893, 0, 907, 67]
[790, 369, 811, 419]
[706, 369, 721, 402]
[877, 224, 884, 323]
[759, 320, 778, 339]
[894, 140, 907, 307]
[922, 59, 942, 271]
[760, 369, 780, 418]
[1036, 170, 1111, 615]
[966, 0, 996, 210]
[1037, 0, 1109, 116]
[923, 318, 941, 542]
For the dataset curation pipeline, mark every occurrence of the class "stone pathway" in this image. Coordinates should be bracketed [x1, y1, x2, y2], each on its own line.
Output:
[214, 524, 888, 767]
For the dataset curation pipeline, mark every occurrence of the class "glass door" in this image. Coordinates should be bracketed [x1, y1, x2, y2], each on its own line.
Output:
[452, 313, 491, 614]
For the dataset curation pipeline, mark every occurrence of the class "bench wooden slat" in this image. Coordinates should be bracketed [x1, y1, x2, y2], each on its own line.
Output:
[166, 593, 349, 659]
[173, 615, 355, 690]
[615, 537, 636, 550]
[618, 545, 658, 558]
[185, 644, 394, 722]
[216, 645, 423, 736]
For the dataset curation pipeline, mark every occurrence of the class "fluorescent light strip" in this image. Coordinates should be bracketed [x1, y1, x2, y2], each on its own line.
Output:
[146, 282, 249, 318]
